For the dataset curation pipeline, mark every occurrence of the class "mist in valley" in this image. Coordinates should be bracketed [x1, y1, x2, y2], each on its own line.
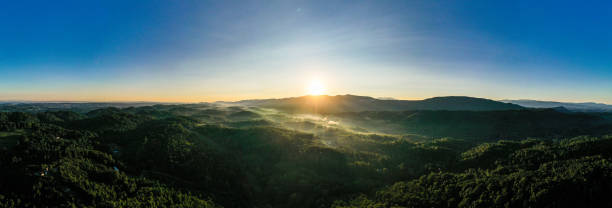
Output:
[2, 0, 612, 207]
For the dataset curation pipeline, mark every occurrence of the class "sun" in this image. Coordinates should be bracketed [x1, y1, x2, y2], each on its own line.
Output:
[306, 80, 326, 95]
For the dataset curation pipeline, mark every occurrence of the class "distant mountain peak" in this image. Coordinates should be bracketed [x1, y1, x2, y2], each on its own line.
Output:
[502, 99, 612, 112]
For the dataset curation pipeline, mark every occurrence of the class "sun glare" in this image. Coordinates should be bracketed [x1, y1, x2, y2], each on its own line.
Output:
[306, 80, 326, 95]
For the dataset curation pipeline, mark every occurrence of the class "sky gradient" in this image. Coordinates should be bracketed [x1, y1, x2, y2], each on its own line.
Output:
[1, 0, 611, 103]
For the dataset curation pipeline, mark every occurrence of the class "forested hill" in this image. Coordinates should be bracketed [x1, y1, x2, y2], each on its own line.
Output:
[502, 99, 612, 112]
[0, 102, 163, 113]
[332, 109, 612, 139]
[224, 95, 524, 113]
[1, 103, 612, 207]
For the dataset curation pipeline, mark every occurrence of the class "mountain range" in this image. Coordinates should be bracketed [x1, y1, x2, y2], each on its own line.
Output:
[223, 95, 524, 113]
[4, 96, 611, 113]
[501, 99, 612, 112]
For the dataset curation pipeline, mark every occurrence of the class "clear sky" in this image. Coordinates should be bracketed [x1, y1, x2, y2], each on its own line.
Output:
[1, 0, 611, 103]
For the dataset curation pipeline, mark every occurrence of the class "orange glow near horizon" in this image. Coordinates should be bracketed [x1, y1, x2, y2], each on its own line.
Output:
[2, 91, 610, 104]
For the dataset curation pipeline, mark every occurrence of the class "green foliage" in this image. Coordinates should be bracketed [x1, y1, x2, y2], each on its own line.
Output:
[1, 104, 612, 208]
[334, 110, 612, 139]
[0, 118, 217, 208]
[336, 136, 612, 208]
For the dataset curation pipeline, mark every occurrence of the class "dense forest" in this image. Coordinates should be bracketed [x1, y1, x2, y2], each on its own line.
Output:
[1, 99, 612, 207]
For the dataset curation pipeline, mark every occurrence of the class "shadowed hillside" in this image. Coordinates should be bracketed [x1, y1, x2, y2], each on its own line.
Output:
[332, 109, 612, 139]
[225, 95, 524, 113]
[1, 100, 612, 207]
[502, 99, 612, 112]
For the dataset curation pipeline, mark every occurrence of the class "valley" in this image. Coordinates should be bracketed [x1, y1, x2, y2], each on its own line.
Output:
[1, 96, 611, 207]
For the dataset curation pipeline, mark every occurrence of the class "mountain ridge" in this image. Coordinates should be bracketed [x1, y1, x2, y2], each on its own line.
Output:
[502, 99, 612, 112]
[221, 94, 525, 113]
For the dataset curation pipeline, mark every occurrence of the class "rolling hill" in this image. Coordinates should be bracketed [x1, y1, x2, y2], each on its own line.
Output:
[502, 99, 612, 112]
[224, 95, 524, 113]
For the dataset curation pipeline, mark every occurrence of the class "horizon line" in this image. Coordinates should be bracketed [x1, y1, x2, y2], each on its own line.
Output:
[1, 94, 611, 105]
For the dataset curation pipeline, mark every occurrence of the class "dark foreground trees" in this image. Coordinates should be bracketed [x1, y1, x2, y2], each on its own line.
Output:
[0, 116, 217, 208]
[1, 106, 612, 208]
[333, 136, 612, 208]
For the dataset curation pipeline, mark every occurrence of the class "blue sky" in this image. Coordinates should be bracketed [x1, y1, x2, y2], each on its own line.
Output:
[0, 0, 611, 102]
